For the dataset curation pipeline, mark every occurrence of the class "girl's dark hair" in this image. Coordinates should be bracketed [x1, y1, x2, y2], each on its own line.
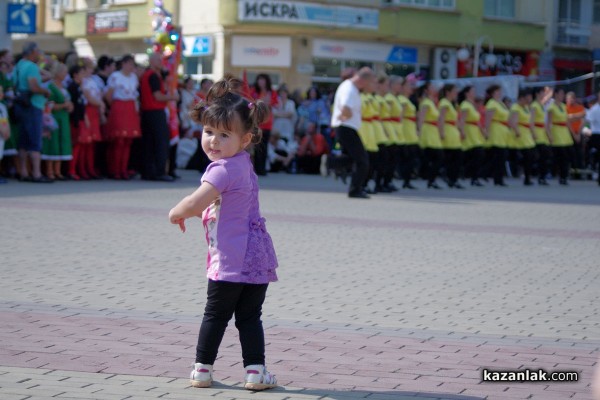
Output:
[486, 84, 501, 98]
[518, 88, 531, 99]
[458, 85, 473, 104]
[416, 81, 431, 99]
[69, 65, 82, 78]
[553, 86, 566, 97]
[191, 75, 270, 144]
[306, 86, 320, 100]
[531, 86, 544, 98]
[439, 84, 455, 100]
[253, 73, 272, 94]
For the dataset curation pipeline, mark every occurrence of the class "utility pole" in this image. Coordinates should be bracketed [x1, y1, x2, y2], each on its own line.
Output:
[0, 0, 12, 51]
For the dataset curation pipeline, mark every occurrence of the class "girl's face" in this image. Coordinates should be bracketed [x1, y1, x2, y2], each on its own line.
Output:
[493, 89, 502, 101]
[466, 87, 476, 101]
[555, 90, 565, 103]
[202, 122, 251, 161]
[447, 87, 458, 101]
[258, 77, 267, 89]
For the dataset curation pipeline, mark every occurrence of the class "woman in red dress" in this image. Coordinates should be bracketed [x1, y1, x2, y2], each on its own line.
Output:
[250, 73, 278, 176]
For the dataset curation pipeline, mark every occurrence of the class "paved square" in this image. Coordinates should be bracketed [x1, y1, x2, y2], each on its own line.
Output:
[1, 173, 599, 399]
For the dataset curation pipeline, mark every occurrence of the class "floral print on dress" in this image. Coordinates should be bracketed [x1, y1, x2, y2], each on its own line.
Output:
[203, 197, 221, 280]
[241, 217, 278, 283]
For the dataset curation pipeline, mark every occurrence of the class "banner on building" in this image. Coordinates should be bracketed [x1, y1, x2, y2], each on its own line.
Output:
[313, 39, 418, 64]
[238, 0, 378, 30]
[86, 10, 129, 35]
[231, 35, 291, 67]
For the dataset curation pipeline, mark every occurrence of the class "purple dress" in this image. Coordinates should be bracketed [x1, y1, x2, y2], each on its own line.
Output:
[201, 151, 278, 284]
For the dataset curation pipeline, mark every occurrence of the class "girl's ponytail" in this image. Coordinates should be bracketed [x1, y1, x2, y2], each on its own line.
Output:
[248, 100, 269, 144]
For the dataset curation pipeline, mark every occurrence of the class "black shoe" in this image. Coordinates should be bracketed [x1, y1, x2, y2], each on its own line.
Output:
[471, 179, 483, 187]
[538, 179, 549, 186]
[375, 185, 392, 193]
[364, 187, 377, 195]
[524, 180, 534, 186]
[427, 182, 442, 189]
[169, 173, 181, 180]
[30, 175, 54, 183]
[348, 190, 370, 199]
[559, 179, 568, 186]
[403, 182, 417, 190]
[452, 182, 465, 189]
[386, 183, 399, 192]
[494, 182, 508, 187]
[155, 174, 175, 182]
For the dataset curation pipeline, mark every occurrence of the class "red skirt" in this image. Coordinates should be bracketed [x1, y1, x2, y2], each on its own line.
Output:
[107, 100, 141, 140]
[79, 105, 102, 144]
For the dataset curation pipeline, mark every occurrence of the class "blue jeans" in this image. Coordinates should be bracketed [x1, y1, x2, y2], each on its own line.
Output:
[15, 104, 43, 152]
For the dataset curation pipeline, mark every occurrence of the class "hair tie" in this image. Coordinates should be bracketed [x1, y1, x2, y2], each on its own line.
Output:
[248, 102, 254, 109]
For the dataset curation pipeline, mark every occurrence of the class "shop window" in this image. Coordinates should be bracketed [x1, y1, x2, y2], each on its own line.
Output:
[184, 56, 214, 76]
[484, 0, 515, 18]
[313, 58, 342, 79]
[384, 63, 416, 77]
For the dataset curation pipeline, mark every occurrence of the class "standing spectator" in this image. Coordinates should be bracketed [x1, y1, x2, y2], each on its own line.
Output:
[196, 78, 213, 101]
[13, 42, 53, 183]
[250, 73, 278, 176]
[566, 91, 586, 170]
[80, 58, 104, 179]
[179, 76, 201, 137]
[105, 54, 140, 180]
[41, 63, 73, 180]
[67, 65, 86, 180]
[92, 55, 115, 177]
[271, 87, 297, 144]
[584, 90, 600, 186]
[0, 86, 9, 183]
[139, 53, 178, 181]
[331, 67, 375, 199]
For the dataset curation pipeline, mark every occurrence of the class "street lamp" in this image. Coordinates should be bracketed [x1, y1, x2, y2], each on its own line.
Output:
[456, 36, 497, 77]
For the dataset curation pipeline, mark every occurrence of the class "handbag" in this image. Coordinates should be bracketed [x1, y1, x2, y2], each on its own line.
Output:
[13, 64, 33, 108]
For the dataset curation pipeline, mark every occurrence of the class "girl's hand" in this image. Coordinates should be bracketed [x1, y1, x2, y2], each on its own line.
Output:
[169, 209, 186, 233]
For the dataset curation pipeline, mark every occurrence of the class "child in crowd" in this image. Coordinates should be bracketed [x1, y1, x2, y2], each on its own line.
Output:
[169, 76, 278, 391]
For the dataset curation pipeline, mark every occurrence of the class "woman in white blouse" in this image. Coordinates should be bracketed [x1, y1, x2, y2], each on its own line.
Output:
[105, 55, 140, 180]
[272, 87, 297, 145]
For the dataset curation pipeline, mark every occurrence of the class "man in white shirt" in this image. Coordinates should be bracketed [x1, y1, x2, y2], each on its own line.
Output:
[331, 67, 375, 198]
[585, 93, 600, 185]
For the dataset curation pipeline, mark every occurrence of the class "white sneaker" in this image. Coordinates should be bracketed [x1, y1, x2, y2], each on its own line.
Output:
[244, 364, 277, 391]
[190, 363, 213, 388]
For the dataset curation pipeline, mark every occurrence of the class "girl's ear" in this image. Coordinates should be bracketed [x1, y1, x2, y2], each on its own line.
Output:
[241, 132, 252, 149]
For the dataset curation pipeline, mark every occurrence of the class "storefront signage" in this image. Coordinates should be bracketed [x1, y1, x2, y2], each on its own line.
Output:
[313, 39, 418, 64]
[457, 50, 540, 78]
[238, 0, 379, 30]
[7, 3, 37, 34]
[86, 10, 129, 35]
[183, 36, 213, 57]
[231, 36, 291, 67]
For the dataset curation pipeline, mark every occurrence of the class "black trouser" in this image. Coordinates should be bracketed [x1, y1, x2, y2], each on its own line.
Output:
[553, 145, 573, 181]
[444, 149, 463, 185]
[490, 146, 507, 184]
[422, 148, 443, 184]
[589, 135, 600, 182]
[536, 144, 552, 180]
[335, 126, 369, 193]
[402, 144, 420, 185]
[465, 147, 484, 182]
[196, 280, 268, 367]
[384, 145, 401, 186]
[141, 110, 169, 179]
[254, 129, 270, 176]
[520, 148, 535, 183]
[168, 143, 178, 176]
[366, 151, 378, 188]
[375, 144, 388, 188]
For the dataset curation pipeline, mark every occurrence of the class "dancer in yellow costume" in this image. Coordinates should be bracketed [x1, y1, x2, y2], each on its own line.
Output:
[484, 85, 510, 186]
[509, 89, 536, 186]
[547, 87, 574, 185]
[438, 84, 464, 189]
[376, 74, 400, 192]
[417, 82, 443, 189]
[398, 74, 419, 189]
[530, 87, 552, 185]
[458, 85, 485, 186]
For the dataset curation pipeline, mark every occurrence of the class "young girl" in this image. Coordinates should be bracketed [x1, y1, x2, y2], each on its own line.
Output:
[169, 76, 278, 391]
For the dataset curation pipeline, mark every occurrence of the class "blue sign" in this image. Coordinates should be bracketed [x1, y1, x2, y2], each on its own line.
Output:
[7, 3, 37, 34]
[387, 46, 418, 64]
[183, 36, 213, 57]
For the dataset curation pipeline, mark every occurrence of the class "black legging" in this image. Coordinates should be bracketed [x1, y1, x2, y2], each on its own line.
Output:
[422, 148, 444, 185]
[520, 148, 535, 184]
[465, 147, 484, 182]
[384, 144, 401, 186]
[536, 144, 552, 181]
[444, 149, 463, 185]
[402, 144, 420, 185]
[196, 280, 268, 367]
[553, 145, 573, 182]
[490, 146, 508, 185]
[375, 144, 389, 188]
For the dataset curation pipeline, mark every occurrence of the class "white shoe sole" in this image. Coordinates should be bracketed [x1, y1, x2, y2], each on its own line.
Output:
[244, 382, 277, 391]
[190, 379, 212, 388]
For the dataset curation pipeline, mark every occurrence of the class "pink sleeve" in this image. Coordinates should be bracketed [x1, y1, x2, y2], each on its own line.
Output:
[201, 162, 229, 193]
